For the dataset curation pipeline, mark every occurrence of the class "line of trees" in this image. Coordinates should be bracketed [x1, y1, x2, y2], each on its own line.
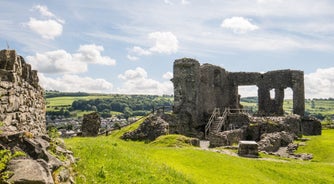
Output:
[70, 95, 173, 118]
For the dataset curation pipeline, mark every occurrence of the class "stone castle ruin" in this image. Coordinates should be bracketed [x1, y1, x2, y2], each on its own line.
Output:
[0, 50, 74, 183]
[0, 49, 45, 135]
[171, 58, 321, 149]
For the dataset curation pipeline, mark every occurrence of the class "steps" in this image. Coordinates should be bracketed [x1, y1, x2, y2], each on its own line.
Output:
[205, 108, 229, 139]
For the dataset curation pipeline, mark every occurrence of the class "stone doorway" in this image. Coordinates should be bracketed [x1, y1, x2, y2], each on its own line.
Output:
[238, 85, 258, 114]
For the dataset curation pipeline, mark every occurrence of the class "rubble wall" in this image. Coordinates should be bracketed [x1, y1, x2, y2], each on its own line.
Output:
[172, 58, 305, 137]
[0, 49, 45, 135]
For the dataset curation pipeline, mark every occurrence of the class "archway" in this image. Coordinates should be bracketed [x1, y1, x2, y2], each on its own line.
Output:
[238, 85, 258, 114]
[284, 87, 293, 114]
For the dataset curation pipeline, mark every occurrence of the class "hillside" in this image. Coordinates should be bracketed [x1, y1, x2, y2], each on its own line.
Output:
[46, 92, 334, 120]
[45, 92, 173, 119]
[64, 119, 334, 183]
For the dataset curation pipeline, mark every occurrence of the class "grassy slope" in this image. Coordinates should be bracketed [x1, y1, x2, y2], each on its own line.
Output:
[65, 119, 334, 184]
[295, 129, 334, 163]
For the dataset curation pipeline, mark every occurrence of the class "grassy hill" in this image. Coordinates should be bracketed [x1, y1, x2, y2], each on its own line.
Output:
[65, 119, 334, 183]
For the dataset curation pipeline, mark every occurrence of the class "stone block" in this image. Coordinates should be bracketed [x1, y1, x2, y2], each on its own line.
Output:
[301, 117, 322, 135]
[82, 112, 101, 137]
[238, 140, 259, 158]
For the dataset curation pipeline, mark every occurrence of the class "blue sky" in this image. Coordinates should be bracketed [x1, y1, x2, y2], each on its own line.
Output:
[1, 0, 334, 98]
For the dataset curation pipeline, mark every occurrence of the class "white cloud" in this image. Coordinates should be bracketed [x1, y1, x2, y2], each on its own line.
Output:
[238, 86, 258, 98]
[162, 72, 173, 80]
[27, 5, 64, 39]
[127, 32, 179, 59]
[32, 5, 55, 17]
[39, 74, 113, 93]
[127, 55, 139, 61]
[117, 67, 173, 95]
[27, 50, 87, 74]
[181, 0, 190, 5]
[118, 67, 147, 80]
[148, 32, 179, 54]
[131, 46, 152, 56]
[221, 17, 259, 34]
[73, 44, 116, 66]
[305, 67, 334, 99]
[27, 44, 116, 74]
[26, 18, 63, 39]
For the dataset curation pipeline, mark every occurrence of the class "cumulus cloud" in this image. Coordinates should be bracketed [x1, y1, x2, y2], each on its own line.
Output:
[238, 86, 258, 98]
[39, 74, 113, 93]
[305, 67, 334, 99]
[148, 32, 179, 54]
[118, 67, 148, 80]
[127, 55, 139, 61]
[73, 44, 116, 66]
[221, 17, 259, 34]
[27, 44, 116, 74]
[32, 5, 55, 17]
[131, 46, 152, 56]
[162, 72, 173, 80]
[117, 67, 173, 95]
[27, 50, 87, 74]
[26, 18, 63, 40]
[127, 31, 178, 60]
[26, 5, 64, 39]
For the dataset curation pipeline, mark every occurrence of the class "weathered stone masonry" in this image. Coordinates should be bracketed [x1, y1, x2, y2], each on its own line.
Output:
[172, 58, 305, 137]
[0, 49, 46, 135]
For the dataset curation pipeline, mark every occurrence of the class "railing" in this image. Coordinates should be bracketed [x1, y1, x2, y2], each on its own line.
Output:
[205, 107, 251, 139]
[204, 108, 220, 139]
[215, 108, 229, 133]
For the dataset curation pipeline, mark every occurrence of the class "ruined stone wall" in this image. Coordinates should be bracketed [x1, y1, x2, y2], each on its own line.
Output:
[199, 64, 230, 122]
[173, 58, 305, 137]
[0, 49, 45, 135]
[172, 58, 201, 136]
[229, 69, 305, 116]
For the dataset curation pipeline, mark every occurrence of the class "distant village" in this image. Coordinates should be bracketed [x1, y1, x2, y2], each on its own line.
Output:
[46, 115, 138, 137]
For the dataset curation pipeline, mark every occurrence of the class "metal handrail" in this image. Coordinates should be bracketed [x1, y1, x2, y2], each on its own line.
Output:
[216, 108, 229, 132]
[204, 108, 220, 139]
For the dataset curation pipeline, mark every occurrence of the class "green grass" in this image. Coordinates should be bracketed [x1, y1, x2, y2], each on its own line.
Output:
[65, 118, 334, 184]
[295, 129, 334, 163]
[109, 117, 147, 139]
[150, 134, 195, 147]
[46, 95, 111, 111]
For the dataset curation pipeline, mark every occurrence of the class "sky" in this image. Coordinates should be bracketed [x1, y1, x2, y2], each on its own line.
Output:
[0, 0, 334, 98]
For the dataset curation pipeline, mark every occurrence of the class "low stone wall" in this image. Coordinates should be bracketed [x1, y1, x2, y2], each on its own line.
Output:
[301, 116, 322, 135]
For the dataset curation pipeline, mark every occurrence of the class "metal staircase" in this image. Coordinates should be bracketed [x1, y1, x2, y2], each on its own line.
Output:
[205, 108, 229, 139]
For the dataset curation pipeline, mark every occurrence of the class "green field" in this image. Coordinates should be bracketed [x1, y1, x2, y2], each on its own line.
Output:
[46, 95, 112, 111]
[65, 119, 334, 184]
